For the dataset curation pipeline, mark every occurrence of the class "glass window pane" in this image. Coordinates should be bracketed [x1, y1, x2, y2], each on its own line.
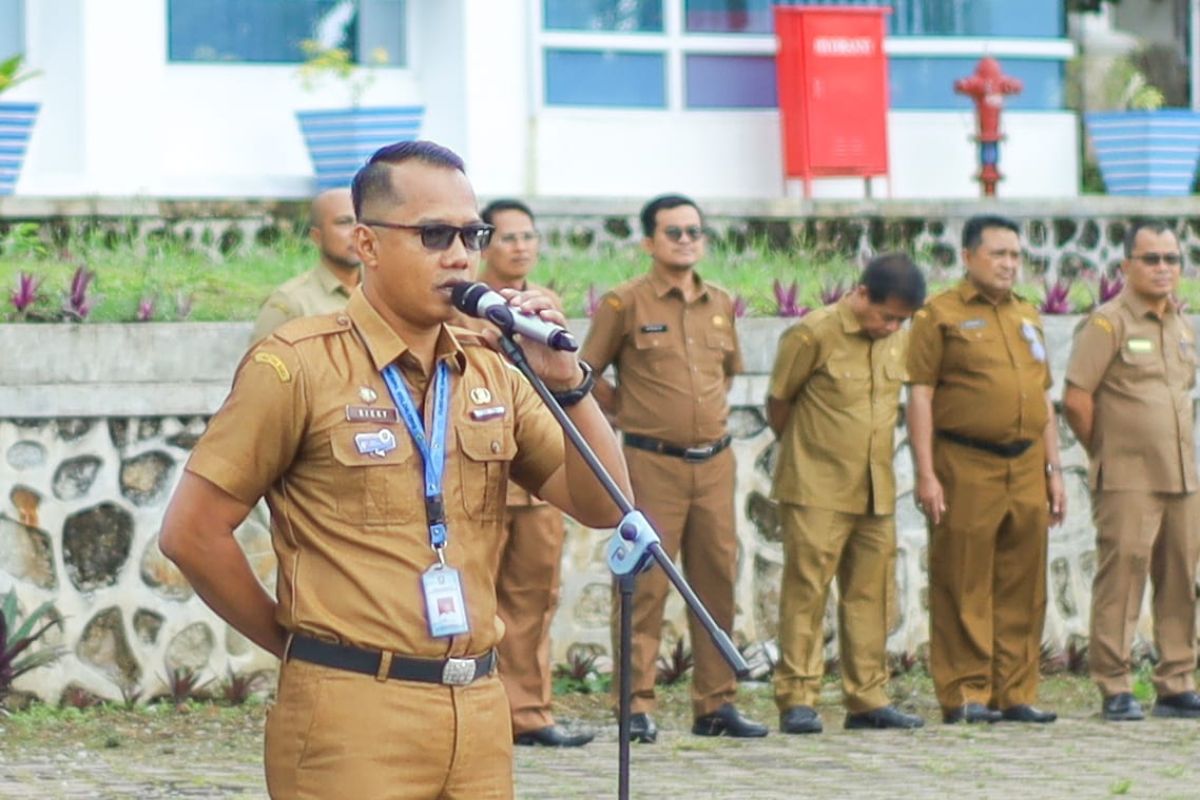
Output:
[889, 57, 1063, 110]
[750, 1, 1065, 39]
[544, 0, 663, 32]
[544, 49, 666, 107]
[0, 0, 23, 57]
[167, 0, 406, 65]
[685, 54, 776, 108]
[685, 0, 772, 34]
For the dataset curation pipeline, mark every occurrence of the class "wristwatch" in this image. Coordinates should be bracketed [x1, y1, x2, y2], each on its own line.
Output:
[551, 361, 595, 408]
[1046, 463, 1063, 475]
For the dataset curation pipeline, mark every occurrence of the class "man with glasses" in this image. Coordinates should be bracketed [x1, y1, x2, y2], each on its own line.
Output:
[468, 198, 593, 748]
[251, 187, 361, 343]
[907, 214, 1066, 725]
[1063, 220, 1200, 722]
[581, 194, 767, 742]
[160, 141, 630, 798]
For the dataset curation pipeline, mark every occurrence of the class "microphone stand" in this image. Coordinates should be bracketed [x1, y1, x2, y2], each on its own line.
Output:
[491, 329, 749, 800]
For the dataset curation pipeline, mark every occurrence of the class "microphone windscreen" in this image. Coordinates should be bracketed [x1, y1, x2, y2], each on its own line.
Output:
[451, 282, 488, 315]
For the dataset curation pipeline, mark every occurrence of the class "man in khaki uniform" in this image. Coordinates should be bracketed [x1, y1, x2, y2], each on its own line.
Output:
[1063, 220, 1200, 722]
[907, 215, 1066, 725]
[768, 254, 927, 734]
[581, 194, 767, 743]
[473, 199, 591, 747]
[250, 187, 361, 342]
[159, 141, 629, 799]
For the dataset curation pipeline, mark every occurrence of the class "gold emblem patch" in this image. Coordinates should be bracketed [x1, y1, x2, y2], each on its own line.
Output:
[253, 352, 290, 382]
[1091, 316, 1114, 334]
[713, 315, 727, 328]
[470, 387, 493, 405]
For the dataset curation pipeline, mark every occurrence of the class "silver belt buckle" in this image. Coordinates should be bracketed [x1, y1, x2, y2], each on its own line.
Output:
[441, 657, 476, 686]
[684, 445, 711, 462]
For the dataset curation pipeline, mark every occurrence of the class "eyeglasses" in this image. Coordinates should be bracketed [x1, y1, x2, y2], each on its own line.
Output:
[361, 220, 495, 251]
[663, 225, 705, 243]
[1132, 252, 1182, 267]
[497, 231, 541, 246]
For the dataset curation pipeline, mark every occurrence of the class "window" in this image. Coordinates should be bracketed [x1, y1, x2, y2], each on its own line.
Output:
[544, 0, 663, 32]
[685, 54, 775, 108]
[545, 50, 666, 107]
[167, 0, 406, 65]
[890, 57, 1064, 110]
[0, 0, 23, 58]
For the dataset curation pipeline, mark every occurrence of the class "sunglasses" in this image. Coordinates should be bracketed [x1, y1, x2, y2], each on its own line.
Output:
[362, 220, 495, 251]
[663, 225, 705, 243]
[1133, 252, 1182, 267]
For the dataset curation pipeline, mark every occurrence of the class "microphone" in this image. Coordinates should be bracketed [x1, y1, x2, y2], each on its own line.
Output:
[451, 282, 579, 352]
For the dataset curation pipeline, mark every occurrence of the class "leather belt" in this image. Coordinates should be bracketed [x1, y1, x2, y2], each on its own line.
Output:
[624, 433, 732, 463]
[937, 430, 1035, 459]
[288, 635, 496, 686]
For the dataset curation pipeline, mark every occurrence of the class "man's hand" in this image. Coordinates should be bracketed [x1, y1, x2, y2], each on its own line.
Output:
[478, 289, 582, 389]
[916, 471, 947, 525]
[1047, 469, 1066, 527]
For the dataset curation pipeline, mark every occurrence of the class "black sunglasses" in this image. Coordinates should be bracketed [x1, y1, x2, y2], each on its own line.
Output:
[361, 220, 495, 252]
[1133, 252, 1182, 267]
[663, 225, 705, 243]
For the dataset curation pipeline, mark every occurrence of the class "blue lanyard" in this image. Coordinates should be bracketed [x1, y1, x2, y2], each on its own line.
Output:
[381, 360, 451, 558]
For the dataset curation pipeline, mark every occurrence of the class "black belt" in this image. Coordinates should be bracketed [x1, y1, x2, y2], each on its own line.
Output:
[624, 433, 732, 462]
[288, 635, 496, 686]
[937, 430, 1035, 459]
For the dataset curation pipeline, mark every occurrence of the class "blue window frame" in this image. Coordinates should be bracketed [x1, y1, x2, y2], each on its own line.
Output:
[0, 0, 23, 58]
[167, 0, 406, 65]
[685, 54, 776, 108]
[544, 50, 666, 107]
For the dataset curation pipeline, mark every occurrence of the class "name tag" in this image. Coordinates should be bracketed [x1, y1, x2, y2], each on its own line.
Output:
[422, 565, 470, 637]
[345, 405, 399, 423]
[640, 324, 668, 333]
[959, 318, 986, 330]
[1127, 338, 1154, 354]
[469, 405, 507, 421]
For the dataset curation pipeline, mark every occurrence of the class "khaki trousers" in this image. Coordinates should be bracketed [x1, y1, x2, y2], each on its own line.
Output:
[493, 503, 566, 735]
[1090, 490, 1200, 697]
[928, 439, 1048, 712]
[612, 446, 739, 717]
[773, 504, 894, 714]
[265, 659, 513, 799]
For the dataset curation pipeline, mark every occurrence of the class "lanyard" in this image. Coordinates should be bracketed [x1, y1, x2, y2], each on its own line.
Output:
[381, 360, 451, 561]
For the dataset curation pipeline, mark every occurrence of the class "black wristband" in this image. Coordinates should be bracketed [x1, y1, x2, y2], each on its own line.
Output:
[550, 361, 595, 408]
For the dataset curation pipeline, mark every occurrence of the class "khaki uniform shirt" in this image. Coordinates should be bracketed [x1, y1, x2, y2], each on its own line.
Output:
[908, 281, 1051, 443]
[251, 265, 360, 343]
[187, 289, 564, 658]
[580, 271, 742, 445]
[1065, 288, 1198, 493]
[768, 299, 908, 515]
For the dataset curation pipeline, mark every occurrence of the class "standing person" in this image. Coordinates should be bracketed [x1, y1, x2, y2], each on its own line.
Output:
[251, 187, 361, 342]
[768, 254, 927, 734]
[581, 194, 767, 743]
[475, 198, 592, 747]
[906, 214, 1066, 725]
[1063, 220, 1200, 722]
[159, 141, 630, 799]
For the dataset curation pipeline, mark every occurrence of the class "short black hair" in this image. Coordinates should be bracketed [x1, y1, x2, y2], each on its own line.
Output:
[962, 214, 1020, 251]
[481, 198, 535, 226]
[861, 252, 926, 309]
[1123, 219, 1176, 257]
[640, 194, 702, 237]
[351, 140, 466, 219]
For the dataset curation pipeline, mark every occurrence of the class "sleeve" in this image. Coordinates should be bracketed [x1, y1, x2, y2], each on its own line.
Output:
[905, 306, 943, 386]
[726, 301, 744, 377]
[507, 366, 567, 496]
[250, 291, 299, 344]
[185, 339, 309, 505]
[1065, 313, 1119, 394]
[767, 324, 821, 403]
[579, 291, 626, 374]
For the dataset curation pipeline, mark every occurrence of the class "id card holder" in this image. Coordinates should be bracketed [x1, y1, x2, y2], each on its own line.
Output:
[422, 564, 470, 638]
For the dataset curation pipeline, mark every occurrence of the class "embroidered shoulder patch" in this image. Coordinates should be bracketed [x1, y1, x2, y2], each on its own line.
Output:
[606, 296, 622, 310]
[253, 352, 291, 382]
[1091, 316, 1114, 334]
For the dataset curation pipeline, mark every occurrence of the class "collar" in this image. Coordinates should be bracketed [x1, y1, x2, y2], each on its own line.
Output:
[1118, 286, 1173, 320]
[346, 289, 468, 375]
[835, 296, 863, 335]
[315, 264, 360, 297]
[648, 269, 710, 301]
[957, 279, 1014, 306]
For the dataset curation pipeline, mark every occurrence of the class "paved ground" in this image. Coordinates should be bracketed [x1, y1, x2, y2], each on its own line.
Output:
[3, 709, 1200, 799]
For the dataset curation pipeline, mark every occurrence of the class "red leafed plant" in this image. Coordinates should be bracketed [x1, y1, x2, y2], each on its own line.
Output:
[1039, 279, 1074, 315]
[1099, 273, 1124, 304]
[773, 279, 809, 318]
[62, 265, 96, 321]
[8, 271, 42, 319]
[732, 294, 747, 318]
[820, 280, 849, 306]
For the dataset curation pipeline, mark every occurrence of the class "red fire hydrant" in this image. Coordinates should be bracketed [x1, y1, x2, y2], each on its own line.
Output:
[954, 57, 1023, 197]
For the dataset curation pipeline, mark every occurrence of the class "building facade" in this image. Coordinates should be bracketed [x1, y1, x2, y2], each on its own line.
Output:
[3, 0, 1077, 200]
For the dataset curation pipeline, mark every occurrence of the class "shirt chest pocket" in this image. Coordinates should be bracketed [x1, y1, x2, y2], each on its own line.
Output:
[329, 429, 418, 530]
[456, 422, 517, 522]
[944, 324, 1007, 369]
[632, 327, 674, 362]
[1119, 343, 1165, 378]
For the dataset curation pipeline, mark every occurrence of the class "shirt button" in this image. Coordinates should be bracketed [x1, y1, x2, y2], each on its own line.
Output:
[336, 315, 349, 326]
[490, 441, 500, 453]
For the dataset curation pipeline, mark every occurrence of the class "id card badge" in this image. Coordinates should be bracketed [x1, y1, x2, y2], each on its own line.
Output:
[422, 564, 470, 638]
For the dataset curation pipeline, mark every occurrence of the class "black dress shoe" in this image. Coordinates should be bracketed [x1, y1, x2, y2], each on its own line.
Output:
[1102, 692, 1145, 722]
[692, 703, 769, 738]
[1000, 705, 1056, 723]
[1153, 690, 1200, 719]
[942, 702, 1002, 724]
[780, 705, 823, 734]
[515, 724, 595, 747]
[845, 705, 925, 730]
[629, 713, 657, 744]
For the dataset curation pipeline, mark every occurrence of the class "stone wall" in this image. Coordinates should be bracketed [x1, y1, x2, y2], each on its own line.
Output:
[0, 317, 1193, 702]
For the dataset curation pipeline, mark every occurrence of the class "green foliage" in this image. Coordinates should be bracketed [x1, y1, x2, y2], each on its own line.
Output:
[655, 640, 693, 687]
[0, 54, 41, 97]
[1131, 662, 1155, 705]
[551, 649, 610, 695]
[0, 590, 65, 703]
[295, 39, 390, 106]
